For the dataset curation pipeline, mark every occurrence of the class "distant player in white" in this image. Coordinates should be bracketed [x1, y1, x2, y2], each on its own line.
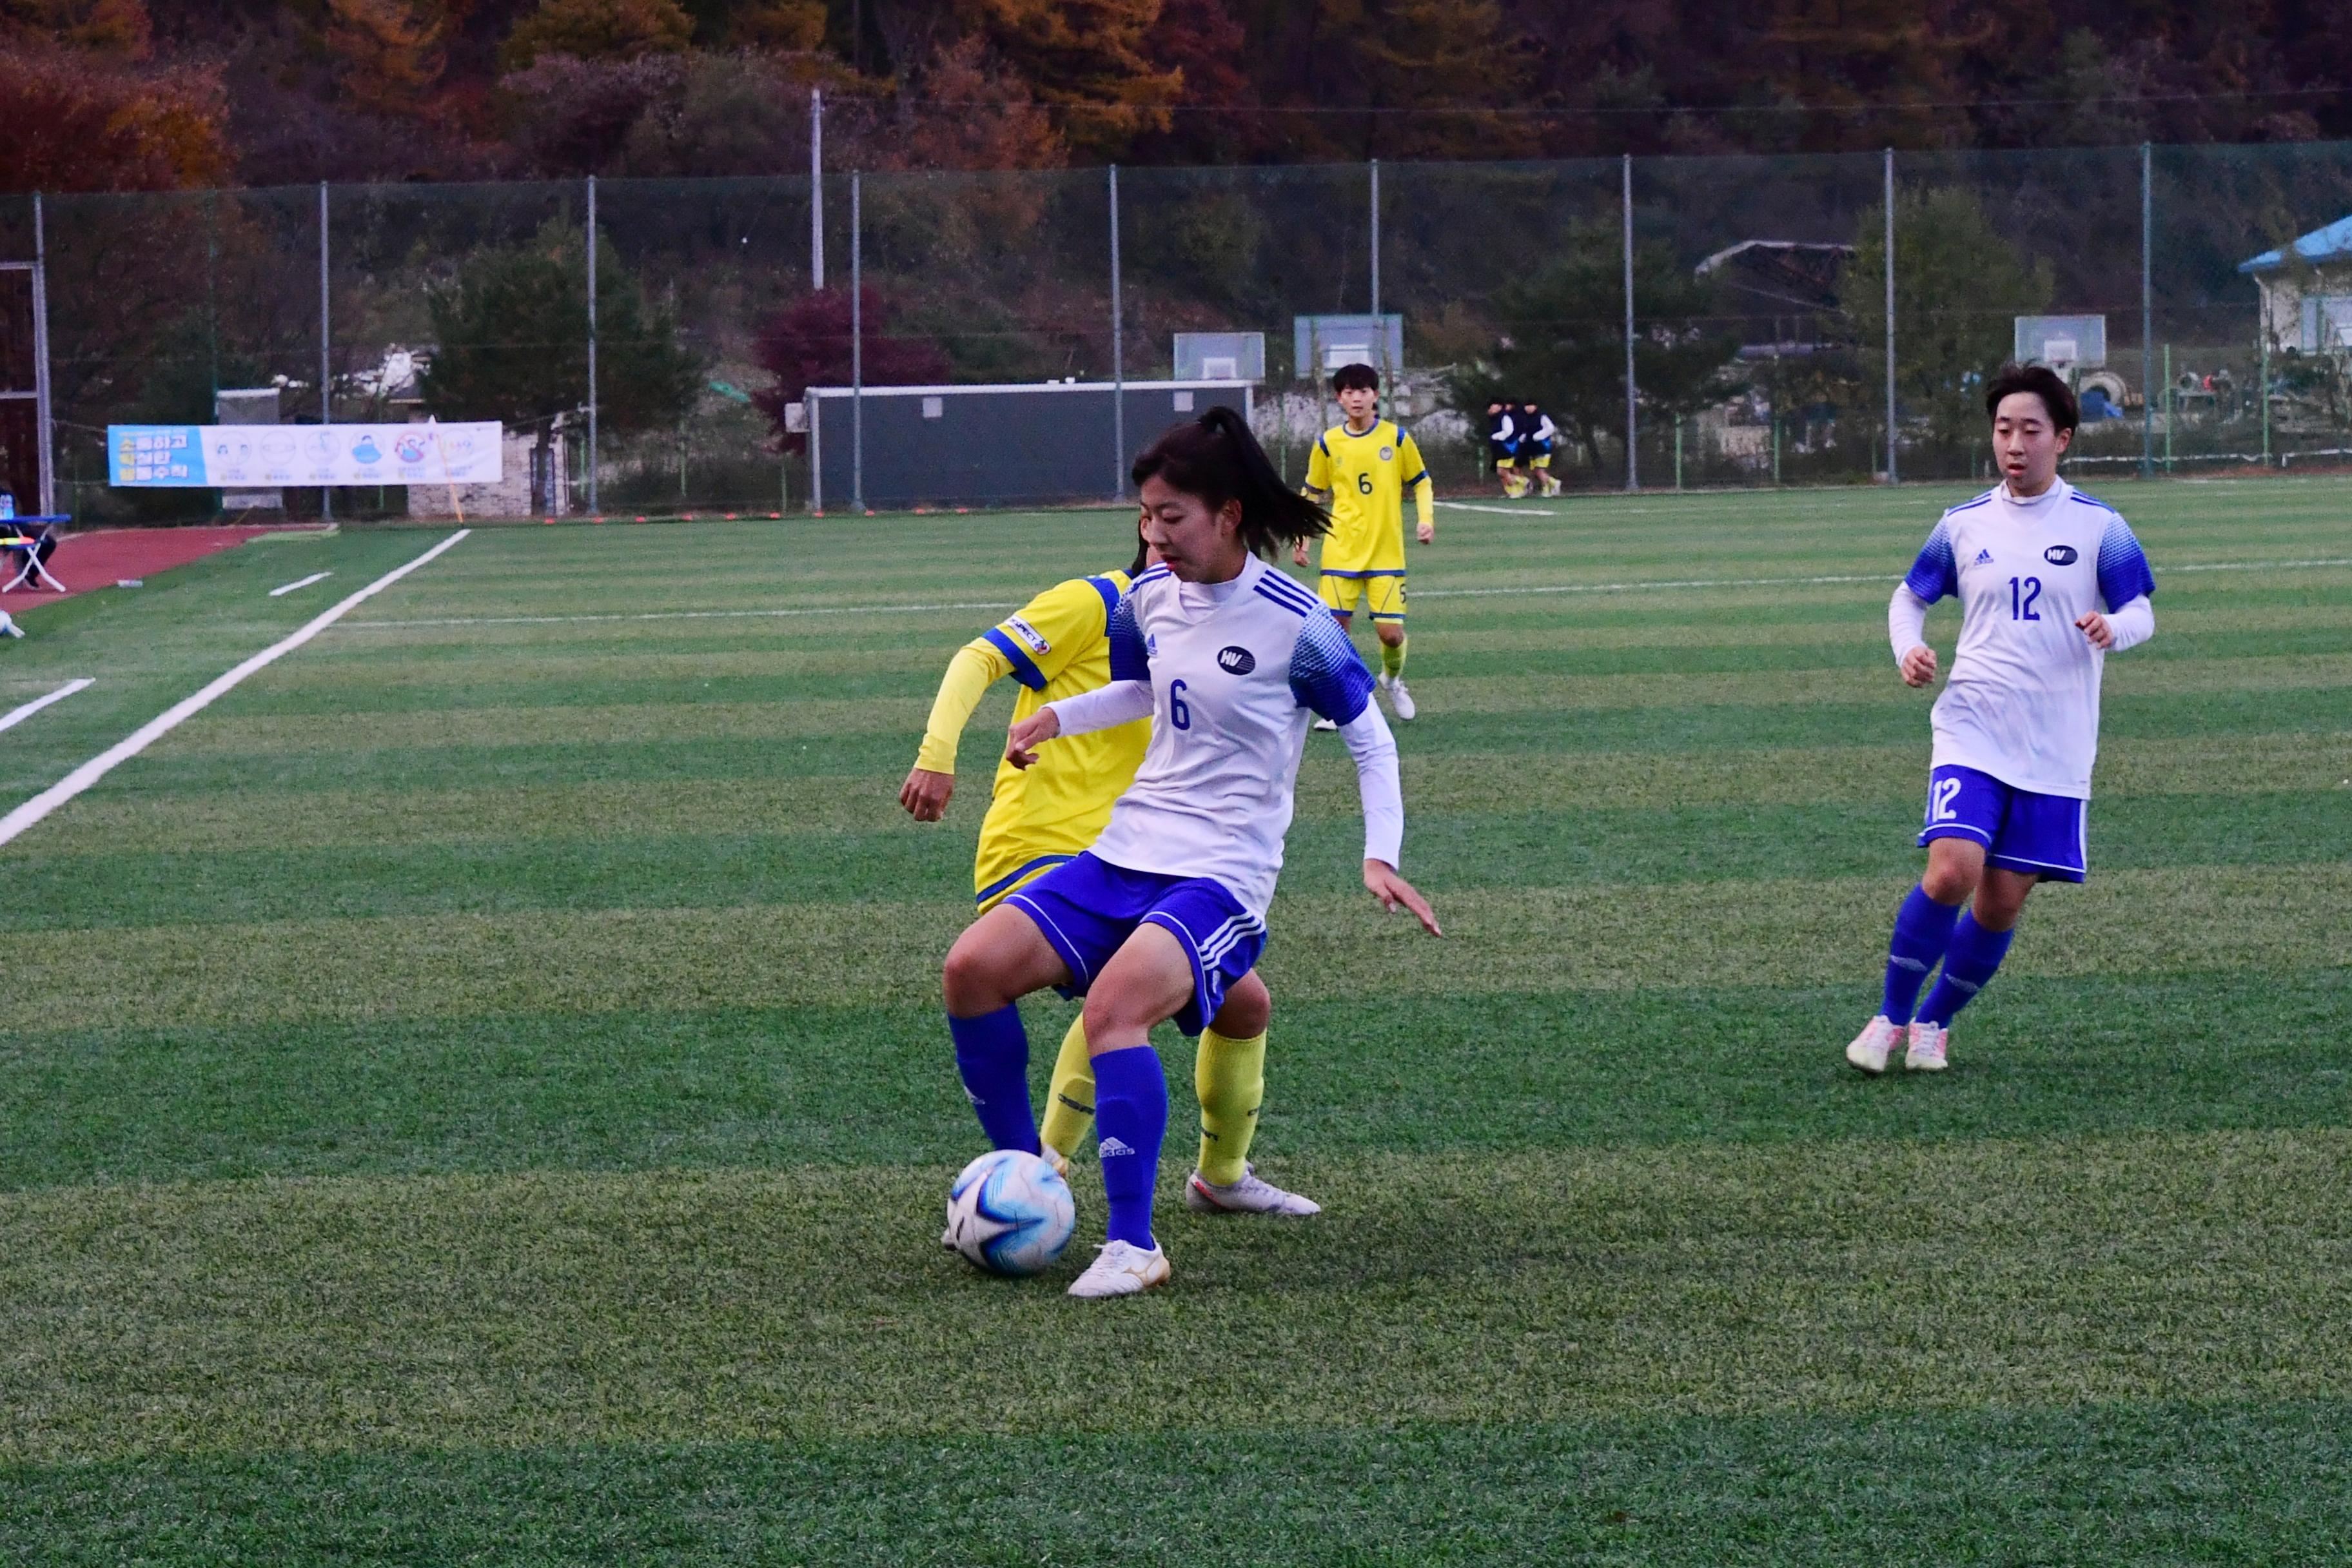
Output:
[1847, 364, 2157, 1074]
[939, 407, 1442, 1298]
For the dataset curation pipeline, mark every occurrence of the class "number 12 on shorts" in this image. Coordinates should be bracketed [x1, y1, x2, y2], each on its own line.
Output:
[1928, 774, 1963, 823]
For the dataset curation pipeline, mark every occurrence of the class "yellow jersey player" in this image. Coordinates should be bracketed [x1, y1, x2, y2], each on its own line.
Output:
[902, 522, 1315, 1215]
[1295, 362, 1433, 723]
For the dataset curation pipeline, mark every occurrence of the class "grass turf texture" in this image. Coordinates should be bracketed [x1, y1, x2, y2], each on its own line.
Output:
[0, 480, 2346, 1562]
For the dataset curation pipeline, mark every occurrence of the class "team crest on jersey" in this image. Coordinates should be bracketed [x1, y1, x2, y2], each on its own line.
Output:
[1006, 616, 1051, 654]
[1378, 445, 1394, 461]
[2043, 544, 2079, 565]
[1216, 645, 1257, 675]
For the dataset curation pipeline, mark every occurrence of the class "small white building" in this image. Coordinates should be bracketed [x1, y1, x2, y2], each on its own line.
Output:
[2239, 215, 2352, 353]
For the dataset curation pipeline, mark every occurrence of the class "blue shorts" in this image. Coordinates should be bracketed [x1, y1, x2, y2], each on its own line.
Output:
[1004, 852, 1266, 1037]
[1918, 764, 2088, 882]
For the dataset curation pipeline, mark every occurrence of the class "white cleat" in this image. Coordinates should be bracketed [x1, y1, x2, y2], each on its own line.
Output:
[1845, 1015, 1903, 1075]
[1311, 715, 1338, 731]
[1386, 677, 1416, 720]
[1066, 1239, 1171, 1299]
[0, 612, 19, 638]
[1186, 1163, 1320, 1217]
[1905, 1021, 1950, 1072]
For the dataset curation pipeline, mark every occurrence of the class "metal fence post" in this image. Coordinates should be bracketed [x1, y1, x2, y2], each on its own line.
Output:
[318, 181, 332, 522]
[1110, 164, 1126, 497]
[2140, 141, 2153, 479]
[851, 170, 863, 513]
[1368, 157, 1380, 320]
[586, 175, 598, 514]
[30, 191, 53, 516]
[1622, 152, 1636, 492]
[810, 88, 825, 291]
[1883, 148, 1896, 485]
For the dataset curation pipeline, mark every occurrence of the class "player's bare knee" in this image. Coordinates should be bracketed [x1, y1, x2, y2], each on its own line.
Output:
[1375, 623, 1404, 647]
[941, 932, 1006, 1016]
[1211, 973, 1270, 1038]
[1920, 839, 1981, 905]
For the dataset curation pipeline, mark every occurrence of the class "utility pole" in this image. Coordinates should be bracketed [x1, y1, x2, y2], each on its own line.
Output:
[810, 88, 825, 291]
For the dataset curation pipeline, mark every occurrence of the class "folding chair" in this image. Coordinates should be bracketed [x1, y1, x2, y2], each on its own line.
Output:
[0, 518, 68, 593]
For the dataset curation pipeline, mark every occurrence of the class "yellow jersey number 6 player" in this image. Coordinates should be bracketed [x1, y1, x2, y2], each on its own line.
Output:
[1295, 362, 1433, 727]
[901, 522, 1318, 1215]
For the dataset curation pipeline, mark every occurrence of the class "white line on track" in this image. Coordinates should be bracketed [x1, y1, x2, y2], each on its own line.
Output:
[0, 530, 468, 849]
[0, 677, 94, 734]
[335, 555, 2352, 631]
[269, 571, 334, 597]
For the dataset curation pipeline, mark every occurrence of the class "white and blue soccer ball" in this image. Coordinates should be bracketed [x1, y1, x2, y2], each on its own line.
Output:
[945, 1149, 1076, 1277]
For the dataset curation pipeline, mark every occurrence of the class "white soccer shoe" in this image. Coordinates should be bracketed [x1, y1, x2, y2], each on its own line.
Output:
[1905, 1021, 1950, 1072]
[1385, 676, 1416, 720]
[1186, 1163, 1321, 1217]
[0, 612, 20, 639]
[1845, 1015, 1903, 1075]
[1311, 715, 1338, 731]
[1066, 1239, 1171, 1299]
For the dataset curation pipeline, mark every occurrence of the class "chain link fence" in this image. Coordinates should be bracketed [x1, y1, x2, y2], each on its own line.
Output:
[3, 137, 2349, 522]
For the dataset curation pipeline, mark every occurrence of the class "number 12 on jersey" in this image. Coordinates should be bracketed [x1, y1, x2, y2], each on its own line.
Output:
[2008, 576, 2043, 621]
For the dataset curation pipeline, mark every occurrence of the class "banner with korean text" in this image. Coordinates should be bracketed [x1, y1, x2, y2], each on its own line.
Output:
[109, 424, 503, 487]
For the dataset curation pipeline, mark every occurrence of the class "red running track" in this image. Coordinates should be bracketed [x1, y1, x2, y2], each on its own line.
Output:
[1, 525, 323, 605]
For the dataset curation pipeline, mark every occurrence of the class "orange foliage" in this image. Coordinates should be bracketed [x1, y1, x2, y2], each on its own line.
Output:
[954, 0, 1179, 153]
[0, 0, 152, 57]
[898, 34, 1066, 170]
[500, 0, 694, 68]
[0, 48, 228, 191]
[322, 0, 449, 114]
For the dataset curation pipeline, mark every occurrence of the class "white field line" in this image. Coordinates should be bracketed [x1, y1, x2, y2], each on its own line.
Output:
[269, 571, 334, 597]
[1438, 501, 1562, 516]
[0, 530, 469, 849]
[335, 554, 2352, 632]
[0, 678, 94, 734]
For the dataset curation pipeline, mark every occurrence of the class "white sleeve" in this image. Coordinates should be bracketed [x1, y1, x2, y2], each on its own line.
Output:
[1046, 680, 1153, 737]
[1888, 584, 1930, 663]
[2105, 594, 2154, 652]
[1338, 702, 1404, 868]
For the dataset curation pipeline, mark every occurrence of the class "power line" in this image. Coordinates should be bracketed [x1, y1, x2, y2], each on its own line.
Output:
[871, 83, 2352, 120]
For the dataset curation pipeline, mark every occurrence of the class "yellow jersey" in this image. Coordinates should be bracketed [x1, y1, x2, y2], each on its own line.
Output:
[914, 568, 1146, 906]
[1305, 420, 1431, 576]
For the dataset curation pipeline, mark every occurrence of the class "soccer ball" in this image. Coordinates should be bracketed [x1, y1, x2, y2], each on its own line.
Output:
[945, 1149, 1075, 1277]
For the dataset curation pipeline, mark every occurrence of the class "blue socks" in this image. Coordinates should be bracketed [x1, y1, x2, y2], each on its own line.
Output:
[1917, 912, 2015, 1028]
[948, 1005, 1039, 1154]
[1092, 1044, 1168, 1250]
[1882, 885, 1963, 1024]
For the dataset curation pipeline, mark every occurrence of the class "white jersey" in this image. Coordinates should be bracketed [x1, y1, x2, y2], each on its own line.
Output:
[1901, 478, 2156, 798]
[1086, 556, 1378, 918]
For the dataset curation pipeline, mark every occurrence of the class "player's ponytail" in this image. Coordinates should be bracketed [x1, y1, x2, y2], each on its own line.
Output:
[1132, 406, 1329, 560]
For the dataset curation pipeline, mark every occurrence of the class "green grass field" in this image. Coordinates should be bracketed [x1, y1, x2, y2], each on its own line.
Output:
[1, 479, 2347, 1563]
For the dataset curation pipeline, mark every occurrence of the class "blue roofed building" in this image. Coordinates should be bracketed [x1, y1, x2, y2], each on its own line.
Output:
[2239, 215, 2352, 353]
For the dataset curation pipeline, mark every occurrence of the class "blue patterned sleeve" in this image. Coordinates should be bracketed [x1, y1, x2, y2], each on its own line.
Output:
[1106, 591, 1150, 681]
[1289, 607, 1376, 723]
[2096, 514, 2157, 607]
[1903, 518, 1959, 603]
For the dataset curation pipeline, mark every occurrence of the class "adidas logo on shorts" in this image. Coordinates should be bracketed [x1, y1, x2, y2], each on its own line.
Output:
[1099, 1136, 1137, 1157]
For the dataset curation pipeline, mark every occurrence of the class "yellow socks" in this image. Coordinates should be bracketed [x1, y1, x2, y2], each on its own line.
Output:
[1193, 1026, 1266, 1185]
[1037, 1014, 1095, 1157]
[1378, 635, 1407, 681]
[1041, 1017, 1271, 1182]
